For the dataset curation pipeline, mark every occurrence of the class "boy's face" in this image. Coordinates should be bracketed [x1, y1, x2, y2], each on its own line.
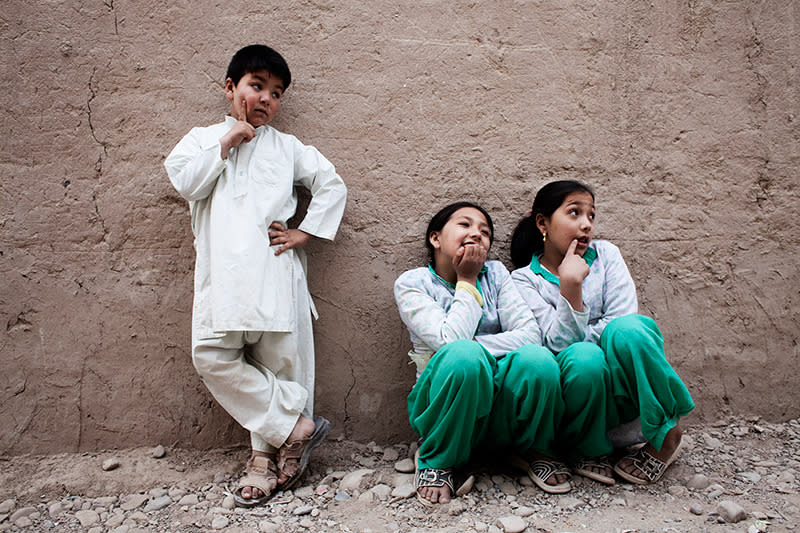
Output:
[225, 70, 284, 127]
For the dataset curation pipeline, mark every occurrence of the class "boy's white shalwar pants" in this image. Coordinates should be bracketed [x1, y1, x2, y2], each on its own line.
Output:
[191, 303, 315, 454]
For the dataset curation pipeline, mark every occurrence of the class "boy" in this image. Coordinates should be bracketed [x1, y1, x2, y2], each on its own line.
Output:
[165, 45, 347, 506]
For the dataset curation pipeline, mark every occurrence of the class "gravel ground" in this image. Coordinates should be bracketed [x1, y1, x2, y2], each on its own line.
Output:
[1, 416, 798, 533]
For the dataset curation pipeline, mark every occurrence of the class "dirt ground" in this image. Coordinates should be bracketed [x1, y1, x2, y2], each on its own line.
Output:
[1, 416, 798, 533]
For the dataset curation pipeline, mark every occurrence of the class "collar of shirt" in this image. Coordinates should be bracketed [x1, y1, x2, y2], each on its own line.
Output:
[427, 264, 486, 299]
[529, 246, 598, 286]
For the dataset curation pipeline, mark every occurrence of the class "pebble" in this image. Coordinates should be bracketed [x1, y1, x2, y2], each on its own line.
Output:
[391, 484, 416, 499]
[0, 500, 14, 514]
[686, 474, 710, 490]
[120, 494, 149, 511]
[558, 496, 584, 511]
[102, 458, 121, 471]
[177, 494, 199, 506]
[514, 506, 535, 517]
[293, 505, 314, 516]
[211, 515, 229, 529]
[717, 500, 747, 523]
[75, 509, 101, 527]
[383, 447, 400, 462]
[334, 491, 351, 501]
[14, 516, 33, 528]
[495, 515, 527, 533]
[220, 495, 235, 510]
[9, 507, 36, 522]
[340, 468, 375, 491]
[394, 458, 415, 473]
[144, 495, 172, 512]
[152, 445, 166, 458]
[258, 520, 281, 533]
[688, 503, 704, 515]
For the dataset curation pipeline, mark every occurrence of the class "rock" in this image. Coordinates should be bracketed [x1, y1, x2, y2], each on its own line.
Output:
[293, 505, 313, 516]
[339, 469, 375, 491]
[383, 447, 400, 462]
[391, 484, 416, 499]
[178, 494, 199, 506]
[152, 445, 166, 458]
[689, 503, 704, 515]
[686, 474, 710, 490]
[668, 485, 688, 497]
[75, 509, 101, 527]
[394, 458, 415, 473]
[148, 487, 168, 498]
[144, 495, 172, 512]
[94, 496, 118, 507]
[299, 518, 314, 529]
[88, 527, 104, 533]
[717, 500, 747, 523]
[514, 506, 535, 517]
[557, 496, 584, 511]
[0, 500, 14, 514]
[102, 458, 121, 471]
[221, 495, 235, 510]
[105, 512, 125, 527]
[738, 471, 761, 483]
[369, 483, 392, 501]
[258, 520, 281, 533]
[211, 515, 229, 529]
[9, 507, 36, 522]
[48, 502, 66, 516]
[294, 486, 314, 499]
[120, 494, 149, 511]
[496, 515, 527, 533]
[14, 516, 33, 528]
[334, 491, 350, 501]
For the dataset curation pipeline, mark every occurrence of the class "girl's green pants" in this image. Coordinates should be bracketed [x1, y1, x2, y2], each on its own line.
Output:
[557, 314, 695, 458]
[408, 339, 564, 470]
[408, 315, 694, 469]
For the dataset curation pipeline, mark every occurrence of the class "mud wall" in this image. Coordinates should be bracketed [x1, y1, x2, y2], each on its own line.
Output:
[1, 0, 798, 455]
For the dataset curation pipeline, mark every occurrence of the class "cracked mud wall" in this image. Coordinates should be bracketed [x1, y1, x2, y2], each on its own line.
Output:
[1, 1, 798, 455]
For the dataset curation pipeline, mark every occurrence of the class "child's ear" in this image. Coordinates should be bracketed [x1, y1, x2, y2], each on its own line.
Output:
[224, 78, 235, 101]
[428, 231, 441, 250]
[535, 214, 548, 236]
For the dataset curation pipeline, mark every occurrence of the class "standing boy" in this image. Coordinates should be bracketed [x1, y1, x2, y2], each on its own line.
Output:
[165, 45, 347, 506]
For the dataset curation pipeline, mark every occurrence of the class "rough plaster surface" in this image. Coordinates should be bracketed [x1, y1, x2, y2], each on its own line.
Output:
[1, 1, 798, 455]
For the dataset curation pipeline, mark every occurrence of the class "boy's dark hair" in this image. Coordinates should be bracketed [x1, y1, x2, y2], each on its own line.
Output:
[425, 201, 495, 264]
[226, 44, 291, 88]
[510, 180, 594, 268]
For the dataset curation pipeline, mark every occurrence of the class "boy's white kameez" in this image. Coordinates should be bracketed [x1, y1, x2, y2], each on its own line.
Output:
[165, 116, 346, 452]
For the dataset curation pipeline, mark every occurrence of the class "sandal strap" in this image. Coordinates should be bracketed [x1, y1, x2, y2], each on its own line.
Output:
[530, 460, 571, 482]
[575, 457, 612, 470]
[629, 448, 666, 482]
[237, 456, 278, 494]
[415, 467, 455, 494]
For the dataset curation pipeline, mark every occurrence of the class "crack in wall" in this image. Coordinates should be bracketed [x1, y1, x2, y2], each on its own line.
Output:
[87, 68, 108, 155]
[104, 0, 119, 35]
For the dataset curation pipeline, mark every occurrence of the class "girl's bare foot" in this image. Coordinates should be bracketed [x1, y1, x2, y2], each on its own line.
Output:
[418, 480, 451, 504]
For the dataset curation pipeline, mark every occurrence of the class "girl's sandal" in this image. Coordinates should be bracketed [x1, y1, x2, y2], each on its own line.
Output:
[233, 455, 278, 508]
[414, 450, 475, 507]
[510, 455, 572, 494]
[613, 440, 684, 485]
[573, 456, 615, 485]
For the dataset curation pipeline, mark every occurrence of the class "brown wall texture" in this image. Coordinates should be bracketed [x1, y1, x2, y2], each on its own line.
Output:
[1, 1, 798, 455]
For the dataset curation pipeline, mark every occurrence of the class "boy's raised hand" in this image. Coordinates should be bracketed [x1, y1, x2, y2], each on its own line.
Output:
[220, 99, 256, 159]
[453, 242, 487, 285]
[268, 222, 311, 256]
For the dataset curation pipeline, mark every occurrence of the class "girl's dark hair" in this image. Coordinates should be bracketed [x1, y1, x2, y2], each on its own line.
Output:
[510, 180, 594, 268]
[226, 44, 291, 88]
[425, 201, 495, 264]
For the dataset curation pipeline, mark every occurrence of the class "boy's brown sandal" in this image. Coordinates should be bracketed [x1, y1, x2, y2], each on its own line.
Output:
[277, 416, 331, 490]
[233, 455, 278, 508]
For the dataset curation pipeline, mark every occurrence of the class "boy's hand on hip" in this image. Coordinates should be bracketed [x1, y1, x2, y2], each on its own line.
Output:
[268, 222, 311, 255]
[220, 99, 256, 159]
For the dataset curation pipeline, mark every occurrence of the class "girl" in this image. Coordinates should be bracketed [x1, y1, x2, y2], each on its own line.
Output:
[393, 201, 570, 505]
[509, 180, 695, 485]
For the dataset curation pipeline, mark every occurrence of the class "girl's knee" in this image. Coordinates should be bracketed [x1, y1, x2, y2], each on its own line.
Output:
[432, 340, 490, 381]
[510, 344, 561, 385]
[605, 314, 660, 339]
[559, 342, 608, 381]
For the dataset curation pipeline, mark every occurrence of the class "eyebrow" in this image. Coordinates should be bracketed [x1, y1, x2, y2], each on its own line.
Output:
[251, 73, 284, 91]
[455, 215, 490, 228]
[566, 201, 595, 209]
